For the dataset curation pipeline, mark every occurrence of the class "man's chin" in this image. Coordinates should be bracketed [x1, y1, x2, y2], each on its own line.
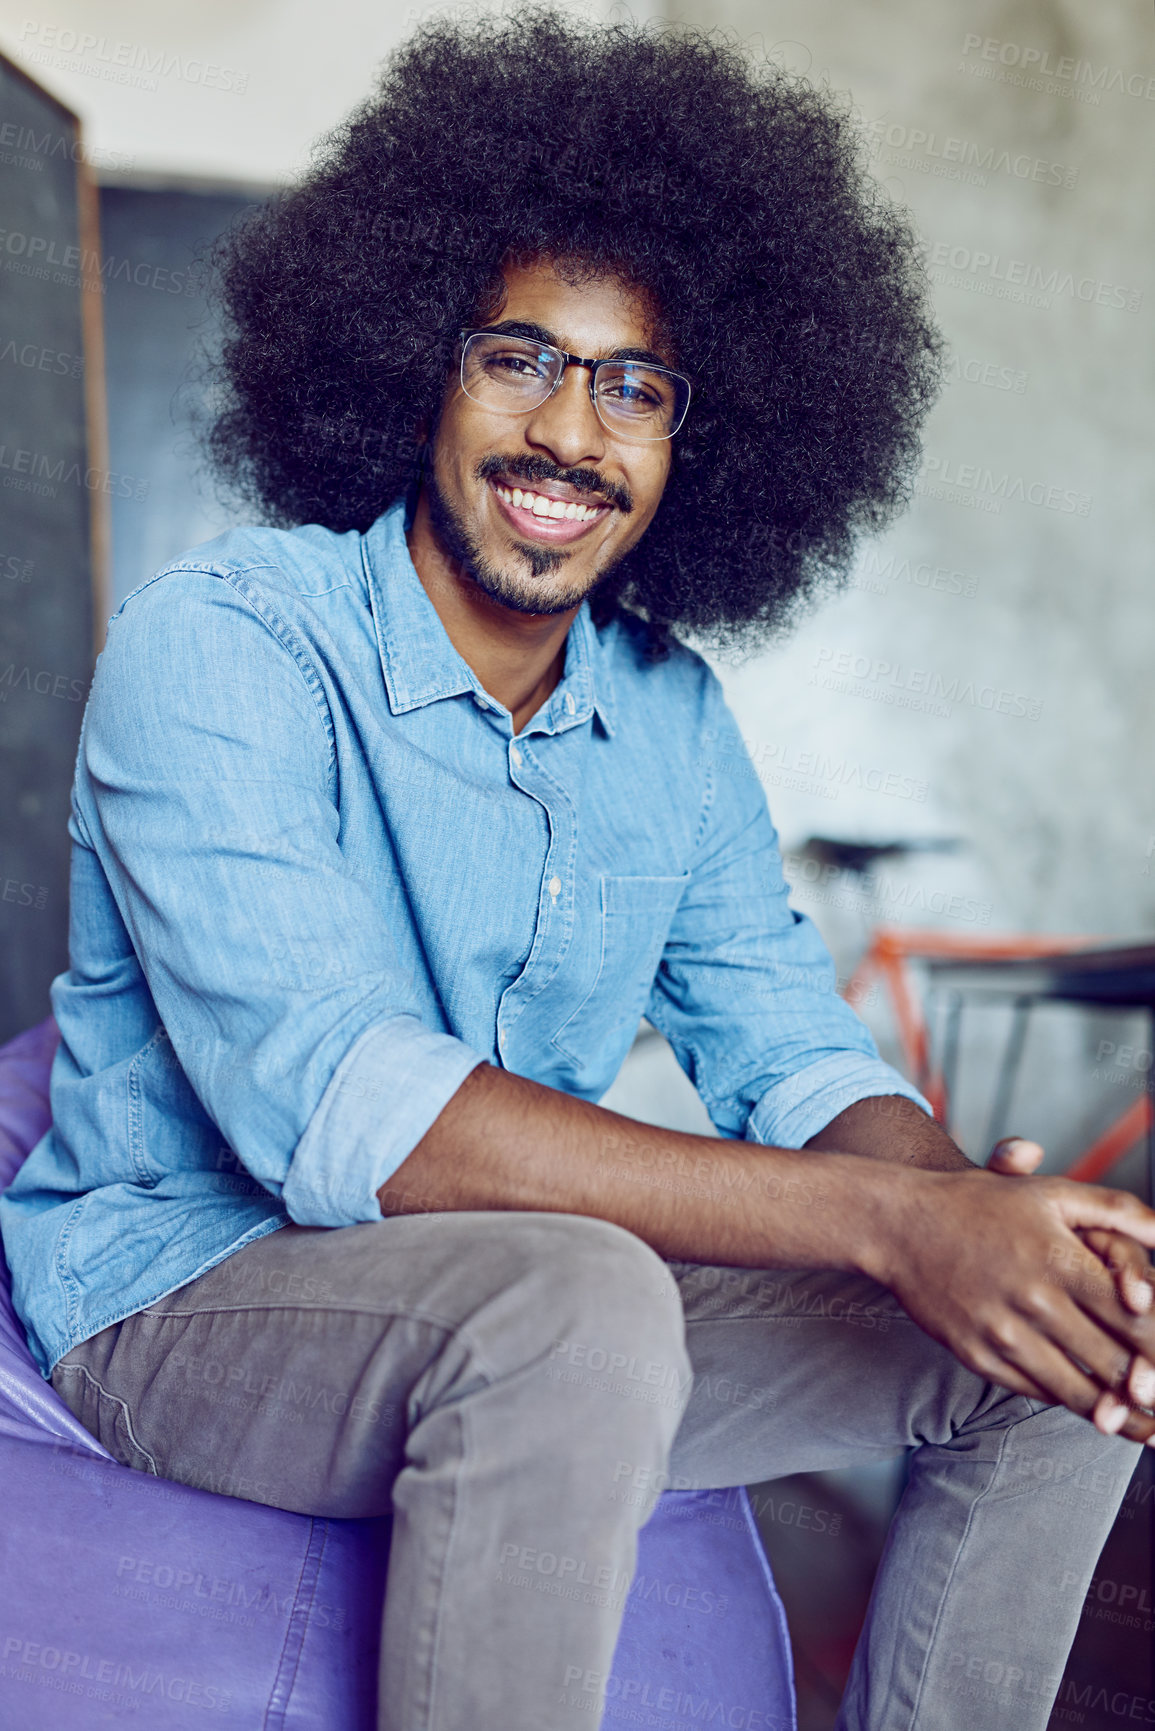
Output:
[465, 546, 600, 617]
[511, 538, 567, 580]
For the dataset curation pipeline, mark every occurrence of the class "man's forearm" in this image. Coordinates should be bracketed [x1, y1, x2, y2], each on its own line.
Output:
[379, 1058, 1155, 1439]
[378, 1062, 928, 1278]
[803, 1093, 975, 1172]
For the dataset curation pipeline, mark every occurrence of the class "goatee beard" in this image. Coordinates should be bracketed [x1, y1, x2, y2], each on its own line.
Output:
[422, 465, 618, 618]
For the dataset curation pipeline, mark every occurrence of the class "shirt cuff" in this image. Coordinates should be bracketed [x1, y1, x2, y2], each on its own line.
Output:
[283, 1014, 487, 1226]
[745, 1054, 933, 1150]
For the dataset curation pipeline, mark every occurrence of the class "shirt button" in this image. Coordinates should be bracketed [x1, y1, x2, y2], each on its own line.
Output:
[498, 1027, 507, 1047]
[510, 745, 523, 768]
[474, 693, 490, 710]
[548, 876, 562, 898]
[564, 691, 575, 714]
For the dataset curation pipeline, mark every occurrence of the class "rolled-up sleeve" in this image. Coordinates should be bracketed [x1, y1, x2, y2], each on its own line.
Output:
[78, 566, 486, 1225]
[645, 668, 931, 1147]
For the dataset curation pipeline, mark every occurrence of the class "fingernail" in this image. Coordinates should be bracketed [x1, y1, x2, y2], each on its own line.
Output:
[1131, 1363, 1155, 1406]
[1129, 1278, 1154, 1313]
[1096, 1396, 1130, 1435]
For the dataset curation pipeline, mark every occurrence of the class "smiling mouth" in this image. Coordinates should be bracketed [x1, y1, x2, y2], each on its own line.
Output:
[488, 477, 611, 542]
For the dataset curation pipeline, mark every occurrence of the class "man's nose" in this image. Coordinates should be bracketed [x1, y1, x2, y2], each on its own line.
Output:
[521, 366, 608, 470]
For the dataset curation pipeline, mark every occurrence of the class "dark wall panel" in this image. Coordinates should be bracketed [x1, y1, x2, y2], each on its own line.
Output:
[98, 185, 258, 610]
[0, 56, 97, 1041]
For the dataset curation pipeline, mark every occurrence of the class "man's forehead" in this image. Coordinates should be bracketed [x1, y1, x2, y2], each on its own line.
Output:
[483, 253, 670, 362]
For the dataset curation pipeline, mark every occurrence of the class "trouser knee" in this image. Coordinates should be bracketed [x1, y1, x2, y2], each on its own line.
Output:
[999, 1402, 1143, 1504]
[536, 1217, 688, 1371]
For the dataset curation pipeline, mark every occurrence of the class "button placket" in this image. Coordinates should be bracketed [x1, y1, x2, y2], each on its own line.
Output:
[517, 745, 563, 906]
[496, 730, 579, 1065]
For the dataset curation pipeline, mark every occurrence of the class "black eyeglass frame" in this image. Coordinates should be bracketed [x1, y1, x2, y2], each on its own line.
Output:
[457, 327, 693, 441]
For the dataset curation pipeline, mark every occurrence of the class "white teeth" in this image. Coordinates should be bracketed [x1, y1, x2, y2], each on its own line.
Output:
[495, 482, 601, 522]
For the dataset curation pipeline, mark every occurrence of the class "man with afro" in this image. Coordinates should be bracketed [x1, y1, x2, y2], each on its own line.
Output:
[5, 10, 1154, 1730]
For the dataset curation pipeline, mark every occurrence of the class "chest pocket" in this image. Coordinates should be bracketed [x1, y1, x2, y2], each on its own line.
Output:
[551, 873, 690, 1072]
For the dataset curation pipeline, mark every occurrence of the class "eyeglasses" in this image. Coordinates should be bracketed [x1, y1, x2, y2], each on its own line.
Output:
[458, 329, 692, 442]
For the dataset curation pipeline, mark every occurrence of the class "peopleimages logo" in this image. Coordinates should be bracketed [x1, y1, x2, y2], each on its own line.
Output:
[0, 662, 87, 703]
[783, 854, 993, 928]
[0, 120, 133, 173]
[700, 730, 930, 804]
[917, 455, 1092, 518]
[864, 120, 1077, 189]
[960, 34, 1155, 103]
[942, 353, 1027, 397]
[18, 21, 248, 94]
[920, 237, 1142, 314]
[0, 337, 83, 378]
[852, 547, 980, 597]
[811, 648, 1043, 721]
[0, 227, 198, 296]
[1, 1634, 232, 1714]
[0, 445, 150, 503]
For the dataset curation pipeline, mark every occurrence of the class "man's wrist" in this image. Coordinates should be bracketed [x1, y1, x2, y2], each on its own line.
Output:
[845, 1160, 949, 1287]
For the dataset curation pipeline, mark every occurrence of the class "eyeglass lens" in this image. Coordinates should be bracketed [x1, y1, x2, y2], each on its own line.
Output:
[461, 332, 688, 439]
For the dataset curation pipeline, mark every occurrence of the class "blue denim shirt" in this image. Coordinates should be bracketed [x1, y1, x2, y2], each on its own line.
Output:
[1, 496, 929, 1376]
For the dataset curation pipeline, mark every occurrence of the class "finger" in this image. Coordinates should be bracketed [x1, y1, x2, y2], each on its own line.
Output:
[1051, 1180, 1155, 1251]
[1034, 1277, 1155, 1418]
[1050, 1237, 1155, 1359]
[991, 1324, 1113, 1418]
[959, 1344, 1051, 1404]
[1081, 1225, 1152, 1272]
[965, 1330, 1155, 1441]
[1029, 1282, 1136, 1394]
[987, 1136, 1045, 1175]
[992, 1316, 1155, 1441]
[1092, 1391, 1132, 1435]
[1122, 1267, 1155, 1316]
[1081, 1228, 1155, 1316]
[1091, 1390, 1155, 1445]
[1127, 1355, 1155, 1409]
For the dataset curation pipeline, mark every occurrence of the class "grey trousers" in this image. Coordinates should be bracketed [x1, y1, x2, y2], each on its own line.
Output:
[50, 1212, 1140, 1731]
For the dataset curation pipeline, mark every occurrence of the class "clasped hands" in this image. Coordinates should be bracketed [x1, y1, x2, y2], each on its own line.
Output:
[885, 1135, 1155, 1444]
[987, 1136, 1155, 1438]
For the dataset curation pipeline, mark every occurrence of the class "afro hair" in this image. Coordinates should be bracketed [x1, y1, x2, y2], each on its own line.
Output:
[202, 5, 944, 658]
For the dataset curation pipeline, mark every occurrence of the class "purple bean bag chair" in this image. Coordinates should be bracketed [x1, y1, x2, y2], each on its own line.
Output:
[0, 1018, 795, 1729]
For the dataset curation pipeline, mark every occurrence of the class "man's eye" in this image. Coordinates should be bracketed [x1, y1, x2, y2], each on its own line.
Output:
[489, 351, 550, 379]
[602, 378, 664, 409]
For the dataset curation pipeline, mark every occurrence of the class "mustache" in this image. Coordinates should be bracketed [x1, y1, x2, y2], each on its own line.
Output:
[475, 452, 632, 515]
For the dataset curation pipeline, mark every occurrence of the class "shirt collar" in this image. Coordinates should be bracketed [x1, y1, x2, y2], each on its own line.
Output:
[361, 497, 616, 737]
